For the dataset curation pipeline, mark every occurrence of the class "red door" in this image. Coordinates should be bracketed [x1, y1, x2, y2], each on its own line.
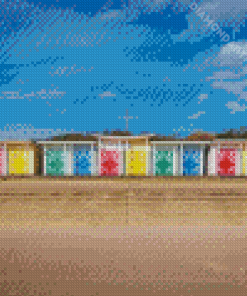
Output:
[100, 149, 120, 176]
[218, 148, 236, 176]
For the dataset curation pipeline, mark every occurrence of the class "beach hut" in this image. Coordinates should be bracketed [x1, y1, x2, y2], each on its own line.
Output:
[98, 136, 151, 176]
[73, 143, 96, 176]
[98, 136, 125, 176]
[182, 143, 206, 176]
[242, 142, 247, 176]
[152, 141, 179, 176]
[43, 143, 67, 176]
[181, 142, 211, 176]
[5, 141, 37, 176]
[125, 136, 150, 176]
[152, 141, 210, 176]
[37, 141, 96, 176]
[208, 140, 243, 176]
[0, 143, 7, 175]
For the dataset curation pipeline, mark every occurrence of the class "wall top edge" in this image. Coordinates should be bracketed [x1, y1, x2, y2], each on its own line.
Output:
[99, 136, 151, 139]
[36, 141, 96, 144]
[36, 140, 212, 144]
[0, 141, 34, 144]
[152, 141, 211, 144]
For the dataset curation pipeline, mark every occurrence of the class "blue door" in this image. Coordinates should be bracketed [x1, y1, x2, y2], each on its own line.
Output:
[183, 146, 201, 176]
[73, 145, 92, 176]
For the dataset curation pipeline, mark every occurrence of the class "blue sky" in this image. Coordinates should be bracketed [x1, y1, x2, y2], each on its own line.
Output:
[0, 0, 246, 140]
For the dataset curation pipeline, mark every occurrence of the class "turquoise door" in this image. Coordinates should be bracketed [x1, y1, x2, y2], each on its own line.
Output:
[155, 150, 173, 176]
[46, 145, 66, 176]
[46, 149, 65, 176]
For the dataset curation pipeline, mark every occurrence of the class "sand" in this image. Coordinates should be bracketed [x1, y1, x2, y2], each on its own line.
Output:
[0, 177, 247, 296]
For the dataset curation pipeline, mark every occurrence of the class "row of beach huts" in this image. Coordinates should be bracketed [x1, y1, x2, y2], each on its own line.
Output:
[0, 135, 246, 177]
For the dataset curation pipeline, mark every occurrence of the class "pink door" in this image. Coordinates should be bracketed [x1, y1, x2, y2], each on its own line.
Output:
[100, 149, 120, 176]
[0, 147, 6, 175]
[218, 148, 236, 176]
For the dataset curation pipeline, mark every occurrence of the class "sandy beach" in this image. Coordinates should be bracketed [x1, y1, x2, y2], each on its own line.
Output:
[0, 177, 247, 296]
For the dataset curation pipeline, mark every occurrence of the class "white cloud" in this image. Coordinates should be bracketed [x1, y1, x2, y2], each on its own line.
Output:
[205, 42, 247, 111]
[100, 10, 121, 20]
[188, 111, 206, 119]
[176, 1, 246, 44]
[197, 42, 247, 73]
[188, 0, 247, 22]
[225, 101, 247, 114]
[6, 96, 24, 99]
[2, 91, 24, 99]
[47, 89, 66, 96]
[0, 125, 78, 141]
[36, 89, 47, 95]
[198, 94, 208, 104]
[2, 92, 19, 95]
[206, 75, 247, 101]
[23, 92, 36, 98]
[1, 89, 66, 100]
[212, 42, 247, 68]
[99, 91, 116, 99]
[49, 66, 93, 76]
[34, 9, 125, 49]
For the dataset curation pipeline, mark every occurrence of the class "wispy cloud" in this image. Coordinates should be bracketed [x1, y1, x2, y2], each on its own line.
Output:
[100, 10, 121, 20]
[188, 111, 206, 119]
[99, 91, 116, 99]
[0, 0, 246, 137]
[225, 101, 247, 114]
[49, 66, 94, 77]
[205, 41, 247, 114]
[23, 92, 36, 98]
[1, 89, 66, 100]
[2, 91, 24, 99]
[0, 124, 78, 141]
[198, 94, 208, 104]
[212, 42, 247, 68]
[188, 0, 247, 23]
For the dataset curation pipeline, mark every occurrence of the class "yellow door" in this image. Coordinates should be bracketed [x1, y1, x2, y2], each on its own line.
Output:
[243, 151, 247, 175]
[126, 149, 146, 176]
[8, 149, 30, 175]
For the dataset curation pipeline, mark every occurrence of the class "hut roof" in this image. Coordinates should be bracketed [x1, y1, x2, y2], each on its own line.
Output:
[216, 133, 247, 139]
[104, 131, 133, 136]
[150, 136, 178, 141]
[49, 133, 97, 141]
[186, 133, 216, 141]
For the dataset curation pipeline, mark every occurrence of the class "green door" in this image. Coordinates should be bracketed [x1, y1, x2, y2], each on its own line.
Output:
[46, 150, 65, 176]
[155, 150, 173, 176]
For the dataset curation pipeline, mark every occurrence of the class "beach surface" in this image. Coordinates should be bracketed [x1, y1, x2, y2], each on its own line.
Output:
[0, 177, 247, 296]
